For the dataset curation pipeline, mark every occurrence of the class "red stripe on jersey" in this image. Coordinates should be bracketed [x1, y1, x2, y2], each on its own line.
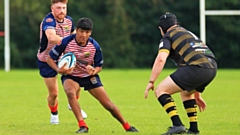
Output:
[64, 41, 97, 78]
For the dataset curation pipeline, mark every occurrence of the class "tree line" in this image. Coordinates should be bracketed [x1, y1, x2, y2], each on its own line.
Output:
[0, 0, 239, 69]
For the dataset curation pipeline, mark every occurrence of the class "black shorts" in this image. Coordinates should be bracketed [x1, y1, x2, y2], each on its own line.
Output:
[170, 66, 217, 93]
[61, 74, 103, 90]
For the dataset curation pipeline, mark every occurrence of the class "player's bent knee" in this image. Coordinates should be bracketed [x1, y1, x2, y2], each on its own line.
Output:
[154, 89, 169, 98]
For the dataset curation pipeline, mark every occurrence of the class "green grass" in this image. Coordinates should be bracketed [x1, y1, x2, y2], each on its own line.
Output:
[0, 69, 239, 135]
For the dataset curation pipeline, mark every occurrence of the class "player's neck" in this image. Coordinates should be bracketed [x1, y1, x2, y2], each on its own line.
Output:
[76, 40, 87, 47]
[55, 18, 64, 23]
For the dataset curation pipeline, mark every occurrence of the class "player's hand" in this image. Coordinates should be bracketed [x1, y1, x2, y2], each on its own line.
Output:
[58, 63, 74, 75]
[195, 96, 207, 112]
[86, 65, 95, 75]
[144, 82, 154, 99]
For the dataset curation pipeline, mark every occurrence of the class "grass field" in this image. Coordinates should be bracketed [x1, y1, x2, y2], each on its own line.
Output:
[0, 69, 239, 135]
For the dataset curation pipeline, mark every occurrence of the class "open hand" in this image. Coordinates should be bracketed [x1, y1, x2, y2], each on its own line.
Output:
[144, 83, 154, 99]
[195, 96, 207, 112]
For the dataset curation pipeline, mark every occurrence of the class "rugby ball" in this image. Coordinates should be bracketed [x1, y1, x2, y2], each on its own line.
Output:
[58, 52, 76, 68]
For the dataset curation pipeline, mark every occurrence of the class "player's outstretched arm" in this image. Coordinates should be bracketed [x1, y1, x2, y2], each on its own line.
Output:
[45, 29, 62, 44]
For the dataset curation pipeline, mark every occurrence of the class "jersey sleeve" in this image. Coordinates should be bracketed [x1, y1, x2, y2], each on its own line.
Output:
[42, 17, 56, 31]
[158, 37, 171, 53]
[49, 35, 75, 60]
[92, 39, 103, 67]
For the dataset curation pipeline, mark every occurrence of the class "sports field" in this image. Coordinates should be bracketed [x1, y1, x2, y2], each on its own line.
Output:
[0, 69, 239, 135]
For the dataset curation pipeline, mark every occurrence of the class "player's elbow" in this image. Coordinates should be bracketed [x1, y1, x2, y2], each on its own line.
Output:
[46, 55, 52, 64]
[48, 35, 61, 44]
[48, 37, 59, 44]
[156, 57, 166, 64]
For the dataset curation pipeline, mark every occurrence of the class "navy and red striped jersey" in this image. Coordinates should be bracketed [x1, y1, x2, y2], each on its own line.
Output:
[49, 34, 103, 78]
[37, 12, 74, 62]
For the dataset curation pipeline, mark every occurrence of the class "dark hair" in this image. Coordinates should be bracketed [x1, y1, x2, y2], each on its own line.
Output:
[76, 18, 93, 30]
[51, 0, 68, 4]
[158, 12, 178, 33]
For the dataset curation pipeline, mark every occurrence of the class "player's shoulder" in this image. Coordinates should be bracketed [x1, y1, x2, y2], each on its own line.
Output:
[88, 37, 101, 48]
[42, 12, 55, 22]
[65, 15, 74, 22]
[65, 15, 73, 20]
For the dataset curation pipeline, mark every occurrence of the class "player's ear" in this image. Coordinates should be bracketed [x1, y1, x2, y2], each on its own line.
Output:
[159, 27, 164, 36]
[51, 5, 54, 11]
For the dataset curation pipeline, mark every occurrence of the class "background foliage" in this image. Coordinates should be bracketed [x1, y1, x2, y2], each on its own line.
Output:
[0, 0, 239, 69]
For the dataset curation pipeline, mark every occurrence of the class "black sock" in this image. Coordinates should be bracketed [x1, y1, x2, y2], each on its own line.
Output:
[183, 99, 199, 132]
[51, 111, 58, 115]
[158, 94, 183, 126]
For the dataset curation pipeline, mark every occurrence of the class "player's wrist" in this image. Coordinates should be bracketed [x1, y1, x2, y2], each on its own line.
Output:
[149, 80, 154, 84]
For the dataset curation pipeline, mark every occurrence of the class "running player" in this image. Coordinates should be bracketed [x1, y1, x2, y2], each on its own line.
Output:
[46, 17, 138, 133]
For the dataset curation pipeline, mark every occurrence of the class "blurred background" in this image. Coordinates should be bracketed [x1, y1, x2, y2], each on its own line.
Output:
[0, 0, 239, 69]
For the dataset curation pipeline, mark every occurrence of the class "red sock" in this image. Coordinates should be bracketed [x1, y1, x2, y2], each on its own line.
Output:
[122, 122, 130, 130]
[48, 103, 58, 113]
[78, 120, 88, 129]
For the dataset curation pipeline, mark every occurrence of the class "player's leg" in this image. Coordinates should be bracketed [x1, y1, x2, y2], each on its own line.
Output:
[180, 90, 200, 134]
[88, 86, 138, 132]
[38, 60, 59, 124]
[68, 88, 88, 119]
[155, 76, 186, 134]
[62, 78, 88, 133]
[44, 77, 59, 124]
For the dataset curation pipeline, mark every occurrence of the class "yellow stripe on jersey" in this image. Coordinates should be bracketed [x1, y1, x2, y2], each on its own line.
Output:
[172, 34, 192, 49]
[179, 43, 190, 55]
[184, 51, 199, 62]
[170, 29, 185, 37]
[159, 49, 170, 54]
[189, 57, 212, 67]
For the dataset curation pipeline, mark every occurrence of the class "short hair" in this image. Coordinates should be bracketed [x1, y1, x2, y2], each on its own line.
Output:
[158, 12, 178, 33]
[51, 0, 68, 4]
[76, 18, 93, 30]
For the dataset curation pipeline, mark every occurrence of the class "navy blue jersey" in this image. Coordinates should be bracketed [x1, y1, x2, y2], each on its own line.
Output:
[49, 34, 103, 78]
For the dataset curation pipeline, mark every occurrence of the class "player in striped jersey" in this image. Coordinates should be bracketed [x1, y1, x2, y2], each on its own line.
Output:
[46, 17, 138, 133]
[144, 12, 217, 135]
[37, 0, 87, 124]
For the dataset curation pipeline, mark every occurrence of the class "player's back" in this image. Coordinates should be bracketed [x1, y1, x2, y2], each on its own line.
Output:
[166, 26, 217, 68]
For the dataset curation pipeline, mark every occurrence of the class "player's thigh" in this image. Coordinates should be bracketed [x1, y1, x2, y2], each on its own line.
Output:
[44, 77, 59, 94]
[88, 87, 111, 105]
[63, 79, 80, 94]
[155, 76, 183, 97]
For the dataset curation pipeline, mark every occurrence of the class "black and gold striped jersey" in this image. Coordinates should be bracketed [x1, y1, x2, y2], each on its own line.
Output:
[159, 26, 217, 68]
